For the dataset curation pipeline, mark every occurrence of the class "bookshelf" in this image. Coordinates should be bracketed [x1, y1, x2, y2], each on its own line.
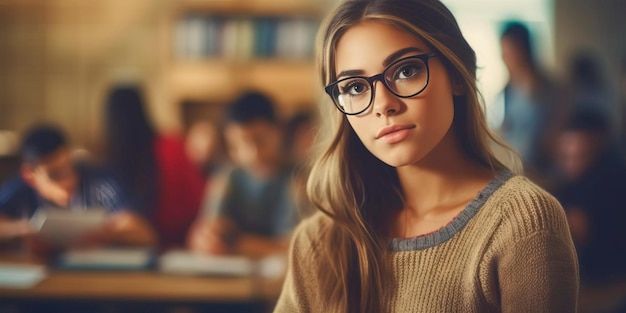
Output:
[167, 0, 331, 121]
[175, 15, 318, 60]
[179, 0, 325, 16]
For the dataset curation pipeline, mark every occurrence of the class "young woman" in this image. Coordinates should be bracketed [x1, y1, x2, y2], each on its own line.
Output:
[273, 0, 579, 312]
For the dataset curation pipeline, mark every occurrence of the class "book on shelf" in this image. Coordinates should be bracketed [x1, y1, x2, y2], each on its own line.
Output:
[275, 17, 318, 60]
[253, 17, 278, 58]
[222, 17, 255, 60]
[175, 15, 205, 59]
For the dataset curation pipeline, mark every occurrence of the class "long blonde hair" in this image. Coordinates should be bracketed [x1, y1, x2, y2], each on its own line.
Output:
[307, 0, 521, 312]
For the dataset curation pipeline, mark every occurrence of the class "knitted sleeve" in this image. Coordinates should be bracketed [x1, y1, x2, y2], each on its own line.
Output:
[498, 229, 579, 313]
[494, 180, 579, 313]
[273, 213, 327, 313]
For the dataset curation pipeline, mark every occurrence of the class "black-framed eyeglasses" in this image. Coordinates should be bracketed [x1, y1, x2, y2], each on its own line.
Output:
[324, 52, 437, 115]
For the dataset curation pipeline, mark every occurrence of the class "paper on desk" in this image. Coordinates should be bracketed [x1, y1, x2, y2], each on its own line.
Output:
[257, 254, 287, 279]
[57, 247, 154, 270]
[30, 208, 107, 246]
[158, 250, 254, 277]
[0, 263, 46, 289]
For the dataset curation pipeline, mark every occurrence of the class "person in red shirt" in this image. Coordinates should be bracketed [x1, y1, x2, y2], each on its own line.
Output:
[103, 85, 206, 248]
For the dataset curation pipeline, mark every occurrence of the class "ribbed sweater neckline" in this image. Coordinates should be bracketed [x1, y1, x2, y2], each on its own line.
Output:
[390, 170, 515, 252]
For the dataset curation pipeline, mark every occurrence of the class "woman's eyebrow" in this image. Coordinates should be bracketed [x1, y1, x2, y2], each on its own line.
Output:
[336, 69, 365, 79]
[383, 47, 424, 67]
[336, 47, 425, 79]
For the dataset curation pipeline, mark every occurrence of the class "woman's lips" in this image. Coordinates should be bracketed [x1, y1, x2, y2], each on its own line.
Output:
[376, 124, 415, 144]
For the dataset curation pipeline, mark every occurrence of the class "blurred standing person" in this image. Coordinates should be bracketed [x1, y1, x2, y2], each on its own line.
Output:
[104, 85, 205, 248]
[188, 91, 297, 258]
[497, 21, 565, 179]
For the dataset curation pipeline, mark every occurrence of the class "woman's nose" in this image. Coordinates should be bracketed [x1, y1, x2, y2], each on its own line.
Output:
[372, 81, 401, 117]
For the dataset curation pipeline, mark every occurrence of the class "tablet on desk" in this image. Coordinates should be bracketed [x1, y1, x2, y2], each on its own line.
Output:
[30, 208, 108, 247]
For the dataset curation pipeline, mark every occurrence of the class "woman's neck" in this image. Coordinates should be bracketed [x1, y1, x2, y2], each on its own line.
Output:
[392, 131, 494, 238]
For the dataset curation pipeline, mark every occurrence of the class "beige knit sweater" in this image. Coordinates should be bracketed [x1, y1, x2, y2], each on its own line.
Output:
[274, 173, 579, 313]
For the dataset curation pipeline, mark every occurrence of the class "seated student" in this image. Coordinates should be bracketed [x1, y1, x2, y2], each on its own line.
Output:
[284, 110, 318, 217]
[184, 118, 223, 179]
[188, 91, 297, 258]
[551, 110, 626, 286]
[0, 124, 155, 250]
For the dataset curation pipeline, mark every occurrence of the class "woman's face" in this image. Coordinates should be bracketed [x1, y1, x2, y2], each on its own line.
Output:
[334, 20, 457, 167]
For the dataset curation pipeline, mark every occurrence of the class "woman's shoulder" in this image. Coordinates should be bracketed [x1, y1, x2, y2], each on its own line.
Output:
[487, 174, 569, 236]
[294, 211, 332, 236]
[496, 175, 560, 208]
[289, 211, 333, 252]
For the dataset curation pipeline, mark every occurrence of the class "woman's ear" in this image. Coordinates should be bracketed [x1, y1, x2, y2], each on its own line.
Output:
[451, 73, 466, 96]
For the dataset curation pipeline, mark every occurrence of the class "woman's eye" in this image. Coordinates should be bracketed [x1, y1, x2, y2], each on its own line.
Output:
[395, 63, 423, 79]
[340, 80, 369, 96]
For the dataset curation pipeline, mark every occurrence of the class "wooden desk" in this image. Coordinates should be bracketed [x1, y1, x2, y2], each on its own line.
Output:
[2, 271, 262, 301]
[0, 264, 284, 313]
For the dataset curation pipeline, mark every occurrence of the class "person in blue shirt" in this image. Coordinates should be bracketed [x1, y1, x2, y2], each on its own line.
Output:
[497, 21, 566, 178]
[187, 91, 298, 257]
[0, 124, 155, 249]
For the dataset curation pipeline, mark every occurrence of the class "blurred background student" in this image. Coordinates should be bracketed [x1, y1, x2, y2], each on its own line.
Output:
[184, 119, 223, 179]
[103, 84, 205, 249]
[621, 54, 626, 151]
[283, 110, 317, 217]
[550, 110, 626, 285]
[549, 109, 626, 312]
[283, 110, 317, 168]
[565, 51, 617, 129]
[0, 124, 155, 252]
[188, 91, 298, 258]
[496, 21, 566, 179]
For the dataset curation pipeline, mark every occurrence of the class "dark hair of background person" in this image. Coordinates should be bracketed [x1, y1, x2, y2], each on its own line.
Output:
[104, 85, 158, 215]
[563, 108, 609, 135]
[225, 91, 278, 125]
[570, 51, 605, 90]
[20, 124, 67, 166]
[501, 21, 536, 69]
